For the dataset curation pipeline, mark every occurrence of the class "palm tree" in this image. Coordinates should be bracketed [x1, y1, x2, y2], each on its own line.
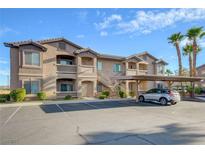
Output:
[183, 44, 202, 77]
[165, 69, 173, 76]
[168, 32, 184, 76]
[183, 44, 193, 77]
[186, 27, 205, 76]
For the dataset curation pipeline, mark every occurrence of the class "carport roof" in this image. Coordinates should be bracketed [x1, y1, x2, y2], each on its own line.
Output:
[113, 75, 205, 82]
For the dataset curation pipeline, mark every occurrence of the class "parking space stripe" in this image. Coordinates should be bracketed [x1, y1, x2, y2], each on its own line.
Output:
[82, 102, 98, 109]
[1, 106, 21, 128]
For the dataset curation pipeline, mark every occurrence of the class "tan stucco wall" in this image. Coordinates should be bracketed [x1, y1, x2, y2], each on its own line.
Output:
[9, 39, 167, 99]
[42, 42, 79, 98]
[197, 66, 205, 88]
[10, 48, 20, 89]
[138, 55, 157, 89]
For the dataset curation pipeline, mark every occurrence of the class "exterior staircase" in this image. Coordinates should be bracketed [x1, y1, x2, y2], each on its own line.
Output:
[97, 71, 123, 92]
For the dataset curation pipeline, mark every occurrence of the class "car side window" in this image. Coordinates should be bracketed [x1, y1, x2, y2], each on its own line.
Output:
[146, 89, 155, 94]
[156, 89, 161, 94]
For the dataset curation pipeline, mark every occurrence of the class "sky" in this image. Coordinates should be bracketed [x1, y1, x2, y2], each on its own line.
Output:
[0, 8, 205, 86]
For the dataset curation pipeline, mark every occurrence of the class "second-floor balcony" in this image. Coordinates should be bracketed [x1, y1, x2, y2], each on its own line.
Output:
[56, 55, 77, 79]
[78, 56, 97, 77]
[125, 62, 148, 76]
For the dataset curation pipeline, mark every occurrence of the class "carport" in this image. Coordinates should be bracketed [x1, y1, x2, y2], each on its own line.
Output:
[114, 75, 205, 98]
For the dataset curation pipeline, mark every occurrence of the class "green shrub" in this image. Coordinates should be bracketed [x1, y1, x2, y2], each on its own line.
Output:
[37, 91, 47, 100]
[186, 85, 193, 93]
[195, 87, 202, 94]
[0, 98, 6, 103]
[10, 88, 26, 102]
[101, 91, 110, 97]
[98, 94, 106, 99]
[0, 94, 10, 101]
[119, 91, 127, 98]
[64, 95, 72, 100]
[129, 91, 135, 97]
[186, 86, 202, 94]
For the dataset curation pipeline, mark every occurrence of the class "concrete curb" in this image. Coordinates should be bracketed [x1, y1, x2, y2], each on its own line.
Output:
[196, 97, 205, 101]
[0, 98, 136, 108]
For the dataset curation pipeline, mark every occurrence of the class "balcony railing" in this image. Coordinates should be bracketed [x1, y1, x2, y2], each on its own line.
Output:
[126, 69, 137, 76]
[138, 70, 148, 75]
[56, 64, 77, 73]
[126, 69, 148, 76]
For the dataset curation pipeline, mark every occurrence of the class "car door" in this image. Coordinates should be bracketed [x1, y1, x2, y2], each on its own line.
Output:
[152, 89, 162, 101]
[144, 89, 155, 100]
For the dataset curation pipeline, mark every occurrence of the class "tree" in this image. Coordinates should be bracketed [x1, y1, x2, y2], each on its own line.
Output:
[168, 32, 184, 76]
[183, 44, 201, 77]
[183, 44, 193, 77]
[186, 27, 205, 76]
[165, 69, 173, 76]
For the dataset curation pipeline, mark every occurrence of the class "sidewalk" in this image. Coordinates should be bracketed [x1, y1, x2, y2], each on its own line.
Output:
[0, 98, 135, 108]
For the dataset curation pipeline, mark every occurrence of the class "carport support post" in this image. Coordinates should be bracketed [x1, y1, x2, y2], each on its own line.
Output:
[168, 81, 174, 89]
[135, 80, 141, 99]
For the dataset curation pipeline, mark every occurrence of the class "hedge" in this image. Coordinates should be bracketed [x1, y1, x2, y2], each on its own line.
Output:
[10, 88, 26, 102]
[98, 94, 106, 99]
[37, 91, 47, 100]
[64, 95, 72, 100]
[101, 91, 110, 97]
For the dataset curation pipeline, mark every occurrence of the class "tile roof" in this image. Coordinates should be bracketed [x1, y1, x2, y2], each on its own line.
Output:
[74, 48, 99, 56]
[4, 37, 167, 64]
[197, 64, 205, 69]
[4, 40, 47, 51]
[98, 53, 125, 60]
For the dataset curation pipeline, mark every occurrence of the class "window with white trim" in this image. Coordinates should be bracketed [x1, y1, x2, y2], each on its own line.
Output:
[59, 42, 66, 50]
[113, 64, 121, 72]
[97, 61, 103, 71]
[25, 52, 40, 66]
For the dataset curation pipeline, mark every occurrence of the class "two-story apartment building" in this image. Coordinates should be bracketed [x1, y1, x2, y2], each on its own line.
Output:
[4, 37, 168, 99]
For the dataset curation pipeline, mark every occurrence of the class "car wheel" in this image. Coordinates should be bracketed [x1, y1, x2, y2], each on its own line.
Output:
[138, 96, 144, 102]
[159, 97, 168, 105]
[171, 101, 177, 105]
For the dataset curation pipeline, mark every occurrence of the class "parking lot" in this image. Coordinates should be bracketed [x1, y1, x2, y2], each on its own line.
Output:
[1, 100, 205, 145]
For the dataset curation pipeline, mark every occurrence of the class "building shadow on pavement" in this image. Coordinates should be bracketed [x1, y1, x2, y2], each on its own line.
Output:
[83, 123, 205, 145]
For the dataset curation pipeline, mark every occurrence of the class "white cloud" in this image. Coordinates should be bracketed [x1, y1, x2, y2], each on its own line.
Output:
[0, 59, 8, 64]
[100, 31, 108, 36]
[0, 27, 12, 36]
[76, 34, 85, 38]
[181, 37, 205, 48]
[96, 9, 205, 35]
[77, 11, 88, 21]
[0, 70, 9, 76]
[96, 10, 106, 17]
[199, 38, 205, 48]
[96, 14, 122, 30]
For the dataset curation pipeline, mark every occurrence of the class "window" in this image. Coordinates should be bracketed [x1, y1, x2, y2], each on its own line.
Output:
[25, 52, 40, 66]
[113, 64, 121, 72]
[157, 64, 164, 74]
[59, 42, 66, 50]
[60, 84, 73, 91]
[97, 84, 103, 92]
[142, 55, 147, 61]
[157, 83, 163, 89]
[97, 61, 103, 71]
[24, 80, 40, 94]
[59, 59, 73, 65]
[146, 88, 158, 94]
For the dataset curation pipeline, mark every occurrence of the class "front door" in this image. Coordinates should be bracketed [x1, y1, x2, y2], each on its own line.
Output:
[81, 81, 93, 97]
